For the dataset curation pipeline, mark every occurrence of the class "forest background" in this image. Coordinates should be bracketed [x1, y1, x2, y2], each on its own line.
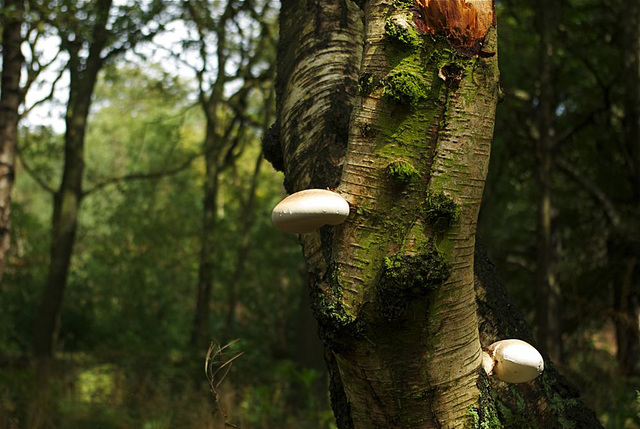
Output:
[0, 0, 639, 428]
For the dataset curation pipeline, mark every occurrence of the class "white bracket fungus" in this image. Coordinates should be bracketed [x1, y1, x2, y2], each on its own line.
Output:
[271, 189, 350, 234]
[482, 339, 544, 383]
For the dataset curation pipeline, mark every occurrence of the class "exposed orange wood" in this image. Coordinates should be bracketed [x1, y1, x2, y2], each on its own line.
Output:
[413, 0, 495, 52]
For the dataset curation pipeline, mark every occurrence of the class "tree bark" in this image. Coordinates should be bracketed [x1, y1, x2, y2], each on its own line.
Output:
[475, 245, 603, 428]
[272, 0, 499, 426]
[32, 0, 113, 358]
[0, 0, 24, 283]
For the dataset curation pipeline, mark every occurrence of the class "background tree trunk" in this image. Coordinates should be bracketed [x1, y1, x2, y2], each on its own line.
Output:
[191, 122, 221, 351]
[32, 0, 113, 358]
[534, 0, 563, 365]
[614, 0, 640, 377]
[0, 0, 24, 283]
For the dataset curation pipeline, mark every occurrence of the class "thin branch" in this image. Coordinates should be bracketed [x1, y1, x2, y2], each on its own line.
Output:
[21, 66, 66, 118]
[555, 157, 622, 228]
[553, 106, 607, 150]
[81, 151, 201, 197]
[16, 147, 55, 195]
[205, 339, 244, 427]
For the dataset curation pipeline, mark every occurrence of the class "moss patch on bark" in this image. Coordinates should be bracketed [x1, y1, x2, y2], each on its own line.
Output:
[385, 17, 420, 47]
[358, 72, 375, 96]
[376, 243, 450, 320]
[387, 160, 420, 185]
[467, 372, 503, 429]
[381, 71, 430, 106]
[423, 191, 459, 231]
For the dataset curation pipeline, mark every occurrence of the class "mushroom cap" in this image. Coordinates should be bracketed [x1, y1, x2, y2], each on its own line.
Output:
[486, 339, 544, 383]
[271, 189, 350, 234]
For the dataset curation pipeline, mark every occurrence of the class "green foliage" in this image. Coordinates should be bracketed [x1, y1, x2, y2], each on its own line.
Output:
[2, 55, 330, 426]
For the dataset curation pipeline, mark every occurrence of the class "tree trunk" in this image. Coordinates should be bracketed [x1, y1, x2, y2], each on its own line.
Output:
[615, 0, 640, 377]
[32, 0, 112, 358]
[612, 252, 640, 376]
[534, 0, 563, 365]
[188, 0, 234, 353]
[271, 0, 499, 426]
[0, 0, 24, 283]
[475, 245, 603, 428]
[223, 152, 264, 340]
[191, 122, 221, 351]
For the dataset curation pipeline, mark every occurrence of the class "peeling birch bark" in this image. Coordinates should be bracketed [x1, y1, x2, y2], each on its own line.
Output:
[273, 0, 499, 427]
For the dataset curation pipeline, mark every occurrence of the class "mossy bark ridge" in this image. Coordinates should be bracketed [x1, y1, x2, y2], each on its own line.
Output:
[273, 0, 499, 427]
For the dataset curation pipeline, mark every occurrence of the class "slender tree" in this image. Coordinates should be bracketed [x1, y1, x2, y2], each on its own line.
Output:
[32, 0, 166, 358]
[552, 0, 640, 376]
[183, 0, 276, 351]
[614, 0, 640, 376]
[534, 0, 563, 365]
[0, 0, 25, 282]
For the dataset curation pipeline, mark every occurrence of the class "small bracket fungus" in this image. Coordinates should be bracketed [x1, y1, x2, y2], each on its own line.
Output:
[271, 189, 350, 234]
[482, 339, 544, 383]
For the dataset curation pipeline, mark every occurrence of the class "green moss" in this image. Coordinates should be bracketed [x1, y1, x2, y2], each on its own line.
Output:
[385, 18, 420, 47]
[358, 73, 375, 96]
[377, 244, 450, 320]
[375, 108, 433, 156]
[387, 160, 419, 185]
[392, 0, 414, 9]
[495, 398, 535, 429]
[423, 191, 459, 231]
[539, 373, 579, 429]
[381, 71, 429, 107]
[468, 407, 503, 429]
[467, 373, 503, 429]
[309, 265, 357, 349]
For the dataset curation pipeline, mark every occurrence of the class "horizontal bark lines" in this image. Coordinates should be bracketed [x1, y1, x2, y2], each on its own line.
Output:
[425, 28, 498, 424]
[277, 1, 364, 193]
[275, 0, 499, 427]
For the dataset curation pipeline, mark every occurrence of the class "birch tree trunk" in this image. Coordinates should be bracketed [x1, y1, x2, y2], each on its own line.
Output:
[268, 0, 499, 426]
[0, 0, 24, 283]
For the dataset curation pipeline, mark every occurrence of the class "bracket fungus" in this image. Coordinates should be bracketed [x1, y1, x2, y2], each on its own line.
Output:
[271, 189, 350, 234]
[482, 339, 544, 383]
